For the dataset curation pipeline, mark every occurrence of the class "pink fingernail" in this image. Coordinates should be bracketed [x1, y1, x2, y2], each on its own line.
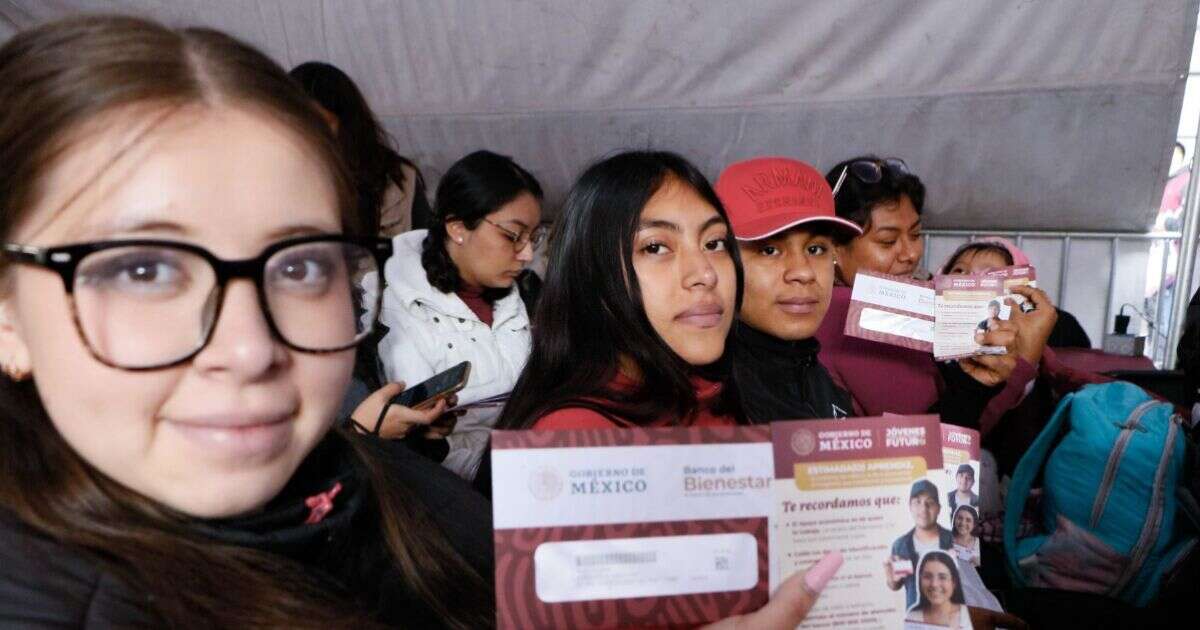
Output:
[804, 551, 843, 594]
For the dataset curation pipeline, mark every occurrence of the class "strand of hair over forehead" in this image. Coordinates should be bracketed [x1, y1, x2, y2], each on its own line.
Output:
[0, 17, 208, 240]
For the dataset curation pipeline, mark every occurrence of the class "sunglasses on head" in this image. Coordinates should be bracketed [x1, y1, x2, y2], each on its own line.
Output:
[830, 158, 911, 197]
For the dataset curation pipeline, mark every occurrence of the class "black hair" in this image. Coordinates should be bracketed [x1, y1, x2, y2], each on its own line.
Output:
[289, 61, 425, 236]
[912, 551, 966, 610]
[421, 150, 543, 294]
[955, 463, 975, 480]
[909, 479, 940, 504]
[952, 504, 979, 526]
[496, 151, 744, 429]
[940, 242, 1014, 275]
[824, 155, 926, 243]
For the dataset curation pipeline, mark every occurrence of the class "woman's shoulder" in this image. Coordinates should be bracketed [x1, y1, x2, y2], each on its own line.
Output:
[531, 407, 622, 430]
[0, 509, 154, 626]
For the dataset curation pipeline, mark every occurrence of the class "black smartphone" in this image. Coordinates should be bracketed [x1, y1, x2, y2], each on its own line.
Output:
[388, 361, 471, 411]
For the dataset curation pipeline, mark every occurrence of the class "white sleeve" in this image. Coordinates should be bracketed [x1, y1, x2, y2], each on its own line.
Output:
[376, 304, 437, 390]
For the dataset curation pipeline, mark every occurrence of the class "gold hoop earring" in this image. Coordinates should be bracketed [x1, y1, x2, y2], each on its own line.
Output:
[2, 363, 27, 382]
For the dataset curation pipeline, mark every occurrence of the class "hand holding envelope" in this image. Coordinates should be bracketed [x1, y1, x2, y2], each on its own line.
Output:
[1005, 285, 1057, 365]
[958, 321, 1019, 386]
[702, 552, 843, 630]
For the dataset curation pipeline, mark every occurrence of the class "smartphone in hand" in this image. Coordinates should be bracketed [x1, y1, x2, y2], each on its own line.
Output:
[389, 361, 471, 412]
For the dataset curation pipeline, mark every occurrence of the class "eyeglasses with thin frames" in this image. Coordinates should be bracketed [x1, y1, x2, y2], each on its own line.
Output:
[1, 234, 392, 371]
[480, 218, 548, 252]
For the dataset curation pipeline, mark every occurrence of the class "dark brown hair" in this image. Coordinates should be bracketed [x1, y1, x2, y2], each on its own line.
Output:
[289, 60, 429, 236]
[0, 15, 490, 628]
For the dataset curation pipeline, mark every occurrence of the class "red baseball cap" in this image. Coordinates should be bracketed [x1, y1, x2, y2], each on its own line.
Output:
[715, 157, 863, 241]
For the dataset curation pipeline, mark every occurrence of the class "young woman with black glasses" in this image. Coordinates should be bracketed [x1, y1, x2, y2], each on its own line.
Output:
[362, 150, 546, 480]
[0, 15, 492, 628]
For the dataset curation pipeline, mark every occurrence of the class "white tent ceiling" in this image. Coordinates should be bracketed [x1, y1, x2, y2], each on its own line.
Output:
[1, 0, 1196, 231]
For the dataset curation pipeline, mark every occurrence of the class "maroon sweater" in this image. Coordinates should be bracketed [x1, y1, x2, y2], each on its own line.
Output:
[455, 285, 493, 328]
[532, 375, 734, 430]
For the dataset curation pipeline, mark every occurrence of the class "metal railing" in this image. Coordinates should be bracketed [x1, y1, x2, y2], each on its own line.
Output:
[920, 229, 1184, 367]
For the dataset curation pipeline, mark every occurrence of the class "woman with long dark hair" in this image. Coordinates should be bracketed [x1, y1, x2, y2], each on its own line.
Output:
[496, 151, 743, 429]
[289, 60, 432, 236]
[0, 15, 491, 628]
[905, 551, 971, 629]
[373, 150, 545, 479]
[813, 157, 1026, 434]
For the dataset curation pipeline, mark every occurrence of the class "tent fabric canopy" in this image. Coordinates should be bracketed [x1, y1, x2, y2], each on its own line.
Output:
[1, 0, 1196, 230]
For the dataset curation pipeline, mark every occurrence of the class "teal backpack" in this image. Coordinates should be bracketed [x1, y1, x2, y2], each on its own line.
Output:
[1004, 381, 1198, 606]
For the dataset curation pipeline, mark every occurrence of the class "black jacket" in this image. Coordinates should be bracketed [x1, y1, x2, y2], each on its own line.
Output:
[731, 323, 1001, 429]
[730, 323, 854, 423]
[0, 434, 493, 628]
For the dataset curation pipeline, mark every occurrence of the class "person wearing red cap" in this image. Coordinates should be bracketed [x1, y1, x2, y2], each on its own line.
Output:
[714, 157, 858, 421]
[715, 157, 1017, 426]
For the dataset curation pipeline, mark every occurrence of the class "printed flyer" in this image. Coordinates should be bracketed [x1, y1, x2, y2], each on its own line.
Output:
[490, 426, 772, 629]
[985, 265, 1038, 313]
[932, 274, 1009, 360]
[940, 424, 983, 569]
[771, 415, 972, 629]
[844, 271, 936, 352]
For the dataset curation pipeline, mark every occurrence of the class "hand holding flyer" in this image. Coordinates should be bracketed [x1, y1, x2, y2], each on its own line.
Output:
[845, 267, 1037, 364]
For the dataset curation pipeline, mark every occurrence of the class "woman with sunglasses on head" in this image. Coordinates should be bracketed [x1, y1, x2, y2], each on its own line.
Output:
[0, 15, 493, 628]
[495, 151, 842, 628]
[826, 156, 927, 285]
[370, 150, 544, 480]
[813, 157, 1033, 434]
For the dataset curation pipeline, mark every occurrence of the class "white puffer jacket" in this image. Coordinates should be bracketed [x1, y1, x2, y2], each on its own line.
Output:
[372, 230, 532, 479]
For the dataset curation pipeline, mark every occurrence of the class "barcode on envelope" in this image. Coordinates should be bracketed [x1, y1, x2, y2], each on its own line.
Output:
[574, 551, 657, 567]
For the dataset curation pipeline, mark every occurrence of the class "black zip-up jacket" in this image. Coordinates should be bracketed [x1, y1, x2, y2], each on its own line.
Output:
[0, 434, 493, 628]
[730, 323, 854, 423]
[730, 323, 1001, 428]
